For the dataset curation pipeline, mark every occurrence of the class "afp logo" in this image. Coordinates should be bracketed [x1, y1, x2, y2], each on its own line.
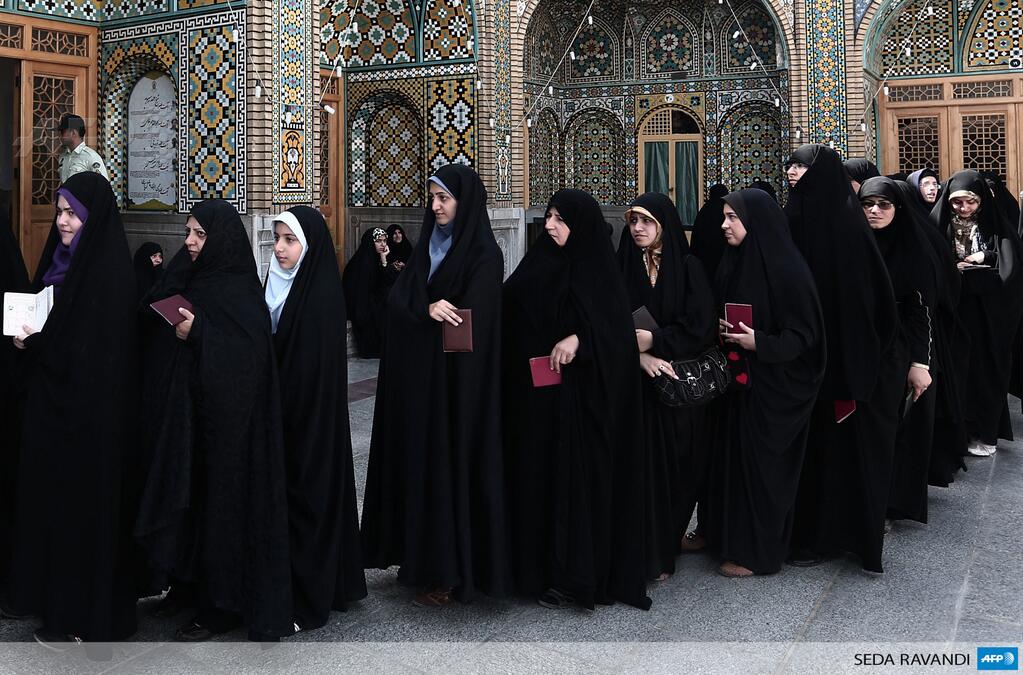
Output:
[978, 647, 1018, 671]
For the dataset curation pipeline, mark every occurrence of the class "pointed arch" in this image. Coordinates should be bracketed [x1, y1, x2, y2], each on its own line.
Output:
[640, 9, 700, 79]
[564, 108, 625, 205]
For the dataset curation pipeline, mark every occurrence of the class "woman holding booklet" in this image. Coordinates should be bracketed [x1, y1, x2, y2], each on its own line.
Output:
[502, 188, 650, 611]
[135, 199, 292, 642]
[701, 188, 825, 578]
[617, 192, 717, 581]
[7, 172, 139, 644]
[360, 164, 510, 608]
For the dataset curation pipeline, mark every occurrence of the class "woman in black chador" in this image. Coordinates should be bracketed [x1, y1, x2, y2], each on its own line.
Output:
[343, 227, 398, 358]
[843, 158, 880, 192]
[617, 192, 717, 580]
[361, 164, 510, 607]
[784, 144, 900, 574]
[931, 169, 1023, 457]
[858, 177, 941, 524]
[386, 223, 413, 270]
[0, 211, 28, 599]
[702, 188, 825, 577]
[265, 207, 367, 631]
[133, 241, 164, 301]
[503, 188, 651, 611]
[8, 172, 138, 643]
[689, 183, 731, 279]
[135, 199, 292, 641]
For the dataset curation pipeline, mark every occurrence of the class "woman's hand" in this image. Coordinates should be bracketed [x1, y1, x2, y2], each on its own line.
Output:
[12, 324, 34, 350]
[550, 334, 580, 373]
[379, 243, 390, 266]
[636, 329, 653, 352]
[958, 252, 987, 269]
[719, 318, 732, 335]
[175, 308, 195, 341]
[907, 365, 932, 401]
[428, 299, 462, 325]
[639, 352, 678, 379]
[722, 322, 756, 351]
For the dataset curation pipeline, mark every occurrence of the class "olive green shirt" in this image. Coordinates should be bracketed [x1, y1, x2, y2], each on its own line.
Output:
[59, 142, 109, 184]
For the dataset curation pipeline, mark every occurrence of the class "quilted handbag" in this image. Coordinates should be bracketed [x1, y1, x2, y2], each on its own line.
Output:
[653, 347, 732, 407]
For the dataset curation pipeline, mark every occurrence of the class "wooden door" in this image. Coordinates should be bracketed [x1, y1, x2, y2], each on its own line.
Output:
[320, 70, 346, 270]
[950, 104, 1019, 198]
[18, 60, 89, 276]
[885, 107, 950, 182]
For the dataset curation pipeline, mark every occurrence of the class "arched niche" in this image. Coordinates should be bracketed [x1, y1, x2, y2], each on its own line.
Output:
[126, 71, 177, 211]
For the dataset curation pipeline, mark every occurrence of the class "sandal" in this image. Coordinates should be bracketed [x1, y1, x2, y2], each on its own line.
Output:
[717, 561, 754, 578]
[413, 588, 452, 608]
[680, 531, 707, 552]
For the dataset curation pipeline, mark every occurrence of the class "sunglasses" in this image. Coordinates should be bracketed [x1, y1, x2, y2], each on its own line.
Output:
[860, 199, 894, 210]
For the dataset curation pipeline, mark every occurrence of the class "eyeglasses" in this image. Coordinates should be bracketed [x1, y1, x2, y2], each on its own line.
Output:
[860, 200, 894, 210]
[784, 162, 808, 170]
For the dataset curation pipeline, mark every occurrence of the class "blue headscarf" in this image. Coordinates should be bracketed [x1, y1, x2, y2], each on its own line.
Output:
[428, 175, 456, 280]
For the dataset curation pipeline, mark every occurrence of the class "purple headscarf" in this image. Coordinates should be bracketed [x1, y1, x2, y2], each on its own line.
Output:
[42, 187, 90, 290]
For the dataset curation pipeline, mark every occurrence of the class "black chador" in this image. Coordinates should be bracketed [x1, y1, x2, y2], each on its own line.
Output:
[703, 188, 825, 575]
[0, 211, 28, 592]
[785, 144, 900, 573]
[266, 207, 367, 630]
[343, 228, 399, 358]
[503, 189, 651, 610]
[136, 199, 292, 638]
[891, 181, 969, 487]
[8, 172, 138, 640]
[386, 224, 413, 267]
[859, 177, 942, 524]
[689, 184, 731, 279]
[133, 241, 164, 301]
[360, 165, 511, 601]
[618, 192, 717, 580]
[931, 169, 1023, 450]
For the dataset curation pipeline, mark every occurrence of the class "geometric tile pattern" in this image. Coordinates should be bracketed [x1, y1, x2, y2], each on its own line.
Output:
[641, 10, 699, 78]
[965, 0, 1023, 70]
[188, 25, 239, 202]
[321, 0, 415, 68]
[528, 108, 562, 206]
[99, 33, 180, 208]
[805, 0, 847, 152]
[367, 102, 423, 206]
[565, 108, 625, 205]
[274, 0, 315, 203]
[102, 0, 168, 21]
[524, 13, 561, 80]
[178, 0, 232, 8]
[568, 19, 619, 81]
[427, 77, 475, 170]
[719, 102, 784, 195]
[422, 0, 473, 62]
[875, 0, 954, 76]
[347, 84, 422, 206]
[101, 10, 245, 213]
[722, 3, 777, 73]
[494, 0, 512, 199]
[952, 78, 1013, 97]
[17, 0, 100, 22]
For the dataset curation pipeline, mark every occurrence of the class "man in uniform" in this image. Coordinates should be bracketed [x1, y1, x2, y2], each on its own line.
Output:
[57, 114, 109, 183]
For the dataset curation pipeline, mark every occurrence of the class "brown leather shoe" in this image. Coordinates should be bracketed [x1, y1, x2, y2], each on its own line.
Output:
[412, 588, 452, 608]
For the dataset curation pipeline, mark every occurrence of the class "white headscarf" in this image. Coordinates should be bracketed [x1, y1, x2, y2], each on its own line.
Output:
[265, 211, 308, 333]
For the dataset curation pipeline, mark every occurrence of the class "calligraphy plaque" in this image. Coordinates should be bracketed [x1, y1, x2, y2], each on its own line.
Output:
[127, 71, 176, 210]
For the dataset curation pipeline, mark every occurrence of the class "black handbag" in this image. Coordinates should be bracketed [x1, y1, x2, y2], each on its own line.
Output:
[652, 347, 732, 407]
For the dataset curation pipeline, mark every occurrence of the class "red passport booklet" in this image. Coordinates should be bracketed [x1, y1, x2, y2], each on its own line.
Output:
[150, 294, 194, 326]
[725, 303, 753, 329]
[834, 399, 857, 424]
[442, 309, 473, 352]
[529, 356, 562, 387]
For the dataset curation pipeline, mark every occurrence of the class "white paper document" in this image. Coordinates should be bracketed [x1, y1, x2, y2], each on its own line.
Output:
[3, 286, 54, 337]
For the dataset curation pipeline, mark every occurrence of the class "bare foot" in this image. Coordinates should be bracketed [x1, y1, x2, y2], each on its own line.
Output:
[718, 561, 754, 578]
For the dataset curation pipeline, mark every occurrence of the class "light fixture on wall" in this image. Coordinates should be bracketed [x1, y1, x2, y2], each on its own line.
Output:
[883, 85, 890, 95]
[255, 84, 263, 99]
[489, 117, 496, 128]
[526, 118, 532, 128]
[732, 30, 740, 39]
[570, 50, 576, 60]
[323, 104, 336, 115]
[587, 14, 593, 25]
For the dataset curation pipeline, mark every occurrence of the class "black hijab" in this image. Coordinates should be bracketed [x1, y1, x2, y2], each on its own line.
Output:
[981, 171, 1021, 231]
[892, 179, 960, 312]
[859, 177, 941, 311]
[133, 241, 163, 301]
[386, 223, 413, 265]
[342, 227, 388, 332]
[271, 206, 367, 628]
[689, 183, 731, 278]
[784, 143, 898, 400]
[749, 180, 778, 201]
[844, 158, 881, 185]
[502, 188, 649, 610]
[10, 171, 138, 639]
[619, 192, 716, 356]
[136, 199, 292, 637]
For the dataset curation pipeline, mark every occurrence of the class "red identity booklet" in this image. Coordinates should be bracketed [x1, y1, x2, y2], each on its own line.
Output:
[150, 294, 193, 326]
[529, 356, 562, 387]
[725, 303, 753, 329]
[834, 399, 857, 424]
[442, 309, 473, 352]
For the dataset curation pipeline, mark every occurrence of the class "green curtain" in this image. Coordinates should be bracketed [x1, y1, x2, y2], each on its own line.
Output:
[644, 142, 669, 194]
[675, 141, 699, 225]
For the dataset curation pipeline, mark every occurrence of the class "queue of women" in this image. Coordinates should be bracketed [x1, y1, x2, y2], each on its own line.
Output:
[0, 147, 1020, 646]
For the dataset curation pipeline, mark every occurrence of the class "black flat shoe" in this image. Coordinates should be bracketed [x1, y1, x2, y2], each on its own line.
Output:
[33, 628, 82, 652]
[174, 620, 217, 643]
[787, 548, 828, 567]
